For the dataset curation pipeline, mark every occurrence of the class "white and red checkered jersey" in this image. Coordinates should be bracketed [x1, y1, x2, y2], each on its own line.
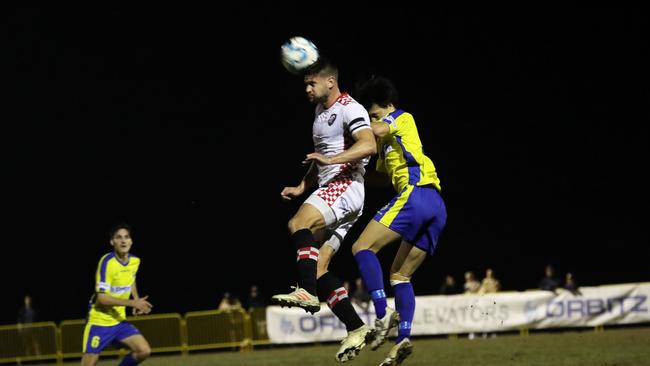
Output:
[312, 92, 371, 187]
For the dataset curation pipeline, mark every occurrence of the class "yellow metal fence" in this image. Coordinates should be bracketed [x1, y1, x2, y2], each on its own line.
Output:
[0, 308, 269, 365]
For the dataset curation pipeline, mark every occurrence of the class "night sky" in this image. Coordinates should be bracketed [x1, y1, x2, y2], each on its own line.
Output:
[3, 5, 647, 325]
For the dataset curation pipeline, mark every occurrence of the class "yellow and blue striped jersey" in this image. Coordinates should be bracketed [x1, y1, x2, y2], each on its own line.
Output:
[87, 252, 140, 326]
[376, 109, 441, 193]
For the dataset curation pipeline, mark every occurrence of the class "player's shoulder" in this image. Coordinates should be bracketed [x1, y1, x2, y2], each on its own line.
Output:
[129, 254, 141, 264]
[336, 92, 357, 107]
[338, 94, 368, 117]
[98, 252, 116, 264]
[389, 110, 415, 125]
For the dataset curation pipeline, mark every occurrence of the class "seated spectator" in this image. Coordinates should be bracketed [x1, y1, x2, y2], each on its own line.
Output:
[463, 271, 480, 294]
[479, 268, 501, 295]
[563, 272, 582, 295]
[539, 264, 560, 292]
[218, 291, 243, 311]
[439, 274, 461, 295]
[246, 285, 267, 310]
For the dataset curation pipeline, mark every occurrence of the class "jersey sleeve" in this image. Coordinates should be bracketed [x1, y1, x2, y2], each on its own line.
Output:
[95, 255, 113, 294]
[385, 112, 415, 136]
[343, 103, 371, 136]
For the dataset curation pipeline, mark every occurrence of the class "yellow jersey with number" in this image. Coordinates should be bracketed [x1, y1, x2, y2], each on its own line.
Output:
[87, 252, 140, 326]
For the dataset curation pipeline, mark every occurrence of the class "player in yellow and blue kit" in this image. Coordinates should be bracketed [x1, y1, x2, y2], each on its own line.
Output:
[81, 223, 153, 366]
[352, 76, 447, 366]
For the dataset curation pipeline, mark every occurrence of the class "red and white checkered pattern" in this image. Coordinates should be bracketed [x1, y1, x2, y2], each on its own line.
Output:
[317, 166, 353, 206]
[327, 287, 349, 308]
[296, 247, 319, 262]
[317, 178, 352, 206]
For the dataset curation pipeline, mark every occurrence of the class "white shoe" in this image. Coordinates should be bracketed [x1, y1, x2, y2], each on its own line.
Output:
[335, 324, 374, 363]
[379, 338, 413, 366]
[370, 307, 400, 350]
[271, 286, 320, 314]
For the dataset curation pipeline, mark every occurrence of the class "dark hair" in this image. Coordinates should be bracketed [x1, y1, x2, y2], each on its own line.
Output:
[109, 222, 132, 239]
[355, 75, 399, 110]
[304, 57, 338, 80]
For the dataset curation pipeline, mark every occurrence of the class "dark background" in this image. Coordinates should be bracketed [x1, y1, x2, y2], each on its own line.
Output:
[3, 5, 647, 325]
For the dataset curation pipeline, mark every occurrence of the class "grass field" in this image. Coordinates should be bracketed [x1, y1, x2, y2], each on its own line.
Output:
[64, 327, 650, 366]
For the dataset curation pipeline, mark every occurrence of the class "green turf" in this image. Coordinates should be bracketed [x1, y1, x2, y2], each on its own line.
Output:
[69, 327, 650, 366]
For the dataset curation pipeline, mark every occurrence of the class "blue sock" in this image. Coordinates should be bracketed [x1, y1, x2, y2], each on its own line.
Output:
[118, 353, 139, 366]
[354, 249, 387, 318]
[394, 282, 415, 343]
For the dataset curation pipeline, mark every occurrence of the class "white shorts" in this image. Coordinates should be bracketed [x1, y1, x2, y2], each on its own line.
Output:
[304, 177, 364, 253]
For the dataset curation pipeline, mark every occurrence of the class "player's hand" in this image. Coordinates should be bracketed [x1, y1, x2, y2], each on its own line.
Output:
[132, 296, 153, 315]
[281, 186, 304, 201]
[303, 152, 332, 166]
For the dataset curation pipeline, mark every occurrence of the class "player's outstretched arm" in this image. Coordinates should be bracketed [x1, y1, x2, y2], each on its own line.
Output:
[371, 122, 390, 138]
[281, 162, 318, 201]
[304, 128, 376, 165]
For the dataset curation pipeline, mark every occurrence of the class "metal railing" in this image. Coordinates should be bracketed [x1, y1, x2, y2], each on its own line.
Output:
[0, 308, 269, 365]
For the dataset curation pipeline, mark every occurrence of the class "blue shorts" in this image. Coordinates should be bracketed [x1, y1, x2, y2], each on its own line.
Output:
[374, 184, 447, 255]
[82, 321, 140, 354]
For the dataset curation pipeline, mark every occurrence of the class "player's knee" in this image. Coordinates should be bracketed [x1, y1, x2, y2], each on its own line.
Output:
[389, 272, 411, 284]
[135, 349, 151, 361]
[351, 240, 373, 254]
[134, 343, 151, 360]
[287, 217, 313, 233]
[80, 354, 98, 366]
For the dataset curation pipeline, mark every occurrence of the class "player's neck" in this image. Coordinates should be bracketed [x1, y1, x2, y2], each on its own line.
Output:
[115, 252, 129, 263]
[323, 89, 341, 109]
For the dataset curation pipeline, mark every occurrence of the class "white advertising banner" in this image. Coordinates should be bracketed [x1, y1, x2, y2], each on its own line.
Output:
[266, 283, 650, 344]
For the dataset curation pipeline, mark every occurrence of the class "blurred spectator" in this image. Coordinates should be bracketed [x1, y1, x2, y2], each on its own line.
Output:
[17, 294, 41, 357]
[478, 268, 501, 295]
[351, 277, 371, 312]
[246, 285, 268, 348]
[463, 271, 480, 294]
[218, 291, 243, 311]
[538, 264, 560, 292]
[463, 272, 480, 340]
[439, 274, 461, 295]
[478, 269, 500, 339]
[246, 285, 267, 310]
[563, 272, 582, 295]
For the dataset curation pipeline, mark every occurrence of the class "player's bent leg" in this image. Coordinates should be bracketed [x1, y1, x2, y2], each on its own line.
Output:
[353, 221, 400, 324]
[351, 220, 400, 254]
[316, 244, 335, 279]
[273, 203, 327, 314]
[119, 334, 151, 364]
[287, 202, 327, 234]
[389, 241, 426, 279]
[80, 353, 99, 366]
[381, 242, 425, 363]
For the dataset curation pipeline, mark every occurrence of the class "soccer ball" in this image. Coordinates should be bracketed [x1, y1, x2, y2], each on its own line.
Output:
[280, 36, 319, 75]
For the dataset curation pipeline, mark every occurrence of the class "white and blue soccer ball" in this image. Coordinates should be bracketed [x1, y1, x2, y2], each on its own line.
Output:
[280, 36, 319, 75]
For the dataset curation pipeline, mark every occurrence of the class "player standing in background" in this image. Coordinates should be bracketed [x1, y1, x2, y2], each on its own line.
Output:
[271, 58, 377, 362]
[352, 76, 447, 366]
[81, 223, 153, 366]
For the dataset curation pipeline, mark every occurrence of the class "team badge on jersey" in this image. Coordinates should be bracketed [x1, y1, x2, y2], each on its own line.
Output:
[327, 114, 337, 126]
